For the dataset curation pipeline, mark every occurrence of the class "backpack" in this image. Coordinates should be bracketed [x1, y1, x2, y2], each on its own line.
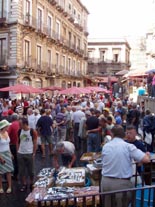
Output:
[18, 128, 34, 143]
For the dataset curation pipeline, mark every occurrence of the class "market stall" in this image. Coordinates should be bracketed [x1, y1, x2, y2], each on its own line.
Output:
[26, 166, 100, 207]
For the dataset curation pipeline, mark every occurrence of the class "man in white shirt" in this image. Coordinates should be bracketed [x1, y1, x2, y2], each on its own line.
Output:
[72, 106, 85, 150]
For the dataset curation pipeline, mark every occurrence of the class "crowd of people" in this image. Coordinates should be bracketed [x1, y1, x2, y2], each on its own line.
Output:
[0, 93, 153, 206]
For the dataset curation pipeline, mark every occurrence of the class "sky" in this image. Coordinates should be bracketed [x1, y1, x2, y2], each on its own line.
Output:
[81, 0, 154, 38]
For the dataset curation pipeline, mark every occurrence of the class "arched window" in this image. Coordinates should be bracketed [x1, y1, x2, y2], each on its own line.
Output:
[61, 80, 66, 88]
[35, 78, 42, 88]
[22, 77, 31, 86]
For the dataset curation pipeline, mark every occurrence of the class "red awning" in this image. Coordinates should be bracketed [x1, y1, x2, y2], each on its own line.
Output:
[95, 76, 118, 83]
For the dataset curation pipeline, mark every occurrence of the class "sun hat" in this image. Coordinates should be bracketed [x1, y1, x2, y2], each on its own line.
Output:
[0, 119, 11, 130]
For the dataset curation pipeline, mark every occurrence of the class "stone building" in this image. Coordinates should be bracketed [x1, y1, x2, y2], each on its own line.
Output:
[0, 0, 89, 89]
[86, 38, 131, 85]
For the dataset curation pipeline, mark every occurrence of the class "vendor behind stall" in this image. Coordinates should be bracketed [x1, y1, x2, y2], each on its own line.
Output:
[53, 141, 76, 169]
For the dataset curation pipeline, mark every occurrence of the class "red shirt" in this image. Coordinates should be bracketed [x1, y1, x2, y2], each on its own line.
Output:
[8, 121, 20, 145]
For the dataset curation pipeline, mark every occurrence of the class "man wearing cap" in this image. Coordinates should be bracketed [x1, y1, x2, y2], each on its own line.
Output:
[53, 141, 76, 169]
[102, 108, 115, 124]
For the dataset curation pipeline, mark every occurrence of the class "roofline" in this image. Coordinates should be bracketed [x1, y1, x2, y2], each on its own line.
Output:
[88, 40, 131, 50]
[77, 0, 89, 14]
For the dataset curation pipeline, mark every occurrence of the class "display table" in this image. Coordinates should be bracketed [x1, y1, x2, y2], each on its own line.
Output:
[80, 152, 101, 163]
[26, 186, 100, 207]
[26, 167, 97, 207]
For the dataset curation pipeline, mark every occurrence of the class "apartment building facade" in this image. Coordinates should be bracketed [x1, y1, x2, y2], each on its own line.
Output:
[0, 0, 89, 89]
[87, 39, 131, 79]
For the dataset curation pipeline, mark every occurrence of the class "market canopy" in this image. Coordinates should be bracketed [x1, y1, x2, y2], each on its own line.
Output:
[0, 84, 43, 94]
[85, 86, 111, 93]
[59, 87, 91, 95]
[115, 70, 129, 76]
[145, 69, 155, 74]
[42, 86, 63, 91]
[123, 69, 148, 78]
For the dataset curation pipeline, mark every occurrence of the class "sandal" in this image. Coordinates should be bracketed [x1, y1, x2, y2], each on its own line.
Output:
[6, 188, 12, 194]
[20, 185, 27, 192]
[0, 188, 4, 194]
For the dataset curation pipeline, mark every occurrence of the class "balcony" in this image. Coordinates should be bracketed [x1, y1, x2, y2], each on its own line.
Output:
[48, 0, 57, 6]
[68, 11, 75, 23]
[0, 10, 7, 26]
[0, 57, 8, 70]
[55, 1, 64, 13]
[36, 24, 47, 38]
[23, 13, 36, 30]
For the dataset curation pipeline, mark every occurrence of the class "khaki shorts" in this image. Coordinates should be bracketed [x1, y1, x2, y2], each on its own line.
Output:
[41, 135, 53, 144]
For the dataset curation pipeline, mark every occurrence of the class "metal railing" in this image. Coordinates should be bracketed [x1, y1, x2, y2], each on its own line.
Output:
[36, 185, 155, 207]
[35, 160, 155, 207]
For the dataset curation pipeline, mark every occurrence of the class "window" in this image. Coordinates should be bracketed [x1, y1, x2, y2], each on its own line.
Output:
[62, 55, 66, 73]
[78, 38, 80, 49]
[56, 53, 59, 72]
[24, 40, 30, 66]
[77, 61, 80, 73]
[100, 51, 105, 62]
[56, 20, 60, 39]
[47, 15, 52, 36]
[0, 38, 6, 64]
[73, 59, 76, 75]
[73, 8, 76, 17]
[25, 0, 31, 24]
[68, 32, 71, 47]
[84, 43, 87, 56]
[88, 51, 93, 58]
[78, 13, 81, 23]
[69, 2, 72, 13]
[47, 50, 51, 68]
[37, 8, 42, 31]
[73, 35, 76, 49]
[113, 54, 119, 62]
[0, 0, 6, 18]
[37, 45, 41, 68]
[61, 0, 65, 9]
[113, 49, 120, 62]
[68, 58, 71, 74]
[26, 0, 30, 14]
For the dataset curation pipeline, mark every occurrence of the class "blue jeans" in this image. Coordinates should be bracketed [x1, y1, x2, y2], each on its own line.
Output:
[87, 133, 101, 152]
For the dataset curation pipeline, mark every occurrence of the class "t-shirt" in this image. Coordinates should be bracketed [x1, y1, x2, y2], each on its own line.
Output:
[56, 112, 67, 128]
[86, 116, 99, 130]
[8, 121, 20, 145]
[18, 129, 33, 154]
[37, 115, 53, 136]
[127, 140, 146, 152]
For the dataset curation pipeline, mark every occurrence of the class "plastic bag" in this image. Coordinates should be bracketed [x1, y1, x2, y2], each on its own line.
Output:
[145, 132, 152, 145]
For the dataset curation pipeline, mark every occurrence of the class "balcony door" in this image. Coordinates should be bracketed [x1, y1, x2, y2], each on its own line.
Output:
[37, 8, 42, 31]
[0, 38, 6, 65]
[37, 45, 42, 69]
[0, 0, 6, 18]
[24, 40, 30, 67]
